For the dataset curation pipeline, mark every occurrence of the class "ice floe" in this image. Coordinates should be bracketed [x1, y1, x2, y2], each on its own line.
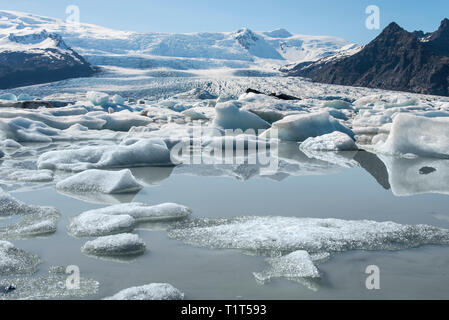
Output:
[79, 202, 192, 222]
[0, 273, 99, 300]
[104, 283, 184, 300]
[300, 131, 357, 151]
[0, 241, 40, 275]
[67, 212, 136, 237]
[81, 233, 146, 257]
[168, 216, 449, 255]
[56, 169, 143, 194]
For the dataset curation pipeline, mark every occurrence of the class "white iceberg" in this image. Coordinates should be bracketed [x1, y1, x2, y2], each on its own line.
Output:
[104, 283, 184, 300]
[56, 169, 143, 194]
[81, 233, 146, 256]
[67, 212, 136, 237]
[300, 132, 357, 151]
[87, 91, 111, 107]
[376, 113, 449, 158]
[80, 202, 192, 222]
[0, 241, 40, 275]
[253, 250, 320, 284]
[213, 101, 271, 131]
[168, 216, 449, 254]
[261, 112, 354, 142]
[38, 138, 173, 172]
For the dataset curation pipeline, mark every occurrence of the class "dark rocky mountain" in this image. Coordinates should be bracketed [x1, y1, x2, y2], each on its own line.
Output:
[0, 30, 96, 89]
[286, 19, 449, 96]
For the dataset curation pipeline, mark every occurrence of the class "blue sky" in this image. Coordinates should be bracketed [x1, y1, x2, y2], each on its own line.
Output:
[1, 0, 448, 43]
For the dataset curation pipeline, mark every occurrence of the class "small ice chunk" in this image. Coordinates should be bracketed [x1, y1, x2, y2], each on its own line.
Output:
[253, 250, 320, 283]
[68, 212, 136, 237]
[17, 94, 32, 101]
[261, 112, 354, 142]
[56, 169, 143, 194]
[0, 93, 17, 101]
[87, 91, 110, 107]
[213, 101, 271, 131]
[112, 94, 125, 105]
[322, 100, 353, 110]
[6, 169, 54, 182]
[300, 132, 357, 151]
[0, 241, 40, 275]
[80, 202, 192, 222]
[0, 210, 61, 240]
[104, 283, 184, 300]
[81, 233, 146, 256]
[1, 139, 22, 148]
[38, 138, 173, 172]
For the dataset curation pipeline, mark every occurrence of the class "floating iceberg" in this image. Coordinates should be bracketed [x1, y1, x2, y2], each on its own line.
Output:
[300, 132, 357, 151]
[67, 212, 136, 237]
[87, 91, 111, 107]
[80, 202, 192, 222]
[261, 112, 354, 142]
[38, 138, 173, 172]
[253, 250, 320, 285]
[104, 283, 184, 300]
[0, 241, 40, 275]
[5, 169, 54, 183]
[0, 210, 61, 240]
[56, 169, 143, 194]
[81, 233, 146, 257]
[168, 216, 449, 254]
[0, 188, 59, 217]
[213, 101, 271, 131]
[376, 113, 449, 158]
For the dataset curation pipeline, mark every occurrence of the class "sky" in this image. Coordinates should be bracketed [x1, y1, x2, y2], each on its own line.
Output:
[1, 0, 448, 44]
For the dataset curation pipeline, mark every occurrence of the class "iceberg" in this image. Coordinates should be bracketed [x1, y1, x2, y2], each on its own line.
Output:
[376, 113, 449, 158]
[104, 283, 184, 300]
[56, 169, 143, 194]
[38, 138, 173, 172]
[213, 101, 271, 131]
[87, 91, 111, 107]
[81, 233, 146, 256]
[0, 210, 61, 240]
[300, 132, 357, 151]
[0, 241, 40, 275]
[261, 112, 354, 142]
[0, 188, 59, 217]
[253, 250, 320, 284]
[68, 212, 136, 237]
[0, 93, 17, 101]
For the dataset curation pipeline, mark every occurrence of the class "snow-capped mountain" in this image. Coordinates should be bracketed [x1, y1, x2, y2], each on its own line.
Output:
[0, 10, 353, 71]
[0, 28, 95, 89]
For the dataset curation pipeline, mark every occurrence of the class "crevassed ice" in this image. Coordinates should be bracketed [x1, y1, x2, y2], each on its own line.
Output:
[168, 216, 449, 254]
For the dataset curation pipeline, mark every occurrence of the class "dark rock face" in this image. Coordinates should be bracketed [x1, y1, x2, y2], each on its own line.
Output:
[0, 31, 96, 89]
[287, 20, 449, 96]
